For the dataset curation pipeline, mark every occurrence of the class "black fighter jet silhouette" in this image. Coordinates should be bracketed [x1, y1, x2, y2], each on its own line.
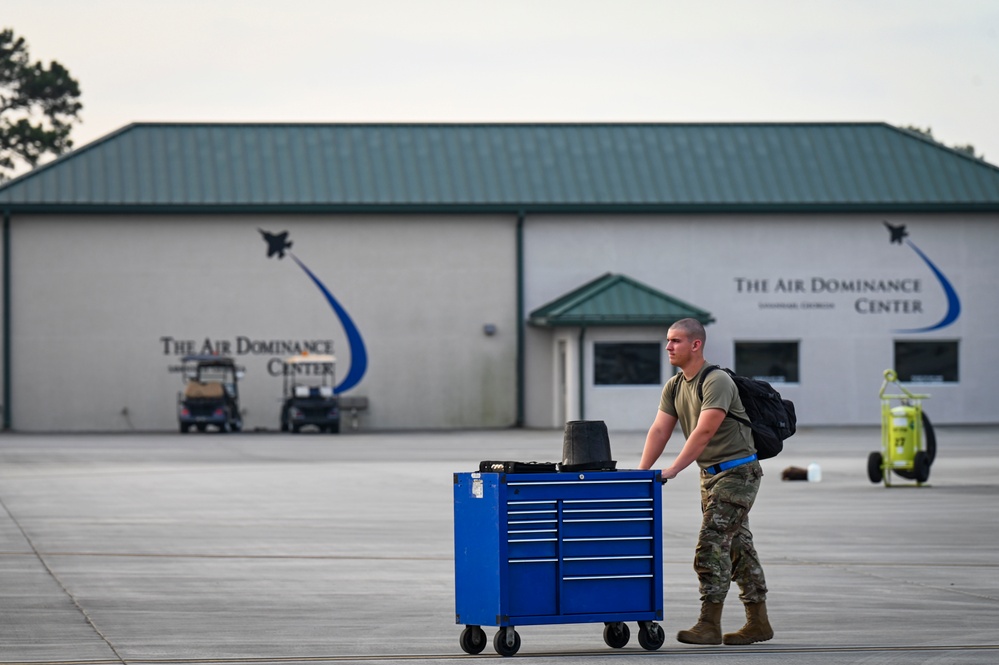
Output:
[884, 221, 908, 244]
[258, 229, 293, 258]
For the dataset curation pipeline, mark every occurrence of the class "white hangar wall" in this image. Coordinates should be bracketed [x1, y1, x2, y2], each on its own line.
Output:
[6, 209, 997, 432]
[9, 214, 519, 431]
[523, 213, 999, 430]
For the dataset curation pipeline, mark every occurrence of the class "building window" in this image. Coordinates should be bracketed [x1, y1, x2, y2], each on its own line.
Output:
[594, 342, 661, 385]
[734, 341, 799, 383]
[894, 340, 958, 383]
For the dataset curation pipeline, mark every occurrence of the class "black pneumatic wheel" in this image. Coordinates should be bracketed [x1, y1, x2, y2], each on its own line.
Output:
[493, 627, 521, 657]
[459, 625, 487, 654]
[638, 622, 666, 650]
[913, 450, 931, 483]
[922, 411, 936, 465]
[867, 452, 884, 483]
[603, 622, 630, 648]
[895, 412, 936, 481]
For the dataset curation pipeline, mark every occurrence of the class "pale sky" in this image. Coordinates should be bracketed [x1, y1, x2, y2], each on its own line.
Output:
[9, 0, 999, 165]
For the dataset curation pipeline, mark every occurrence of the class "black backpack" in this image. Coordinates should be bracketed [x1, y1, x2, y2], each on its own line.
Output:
[672, 365, 796, 460]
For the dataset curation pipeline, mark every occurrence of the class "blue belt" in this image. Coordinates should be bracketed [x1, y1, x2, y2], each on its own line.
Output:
[704, 453, 758, 476]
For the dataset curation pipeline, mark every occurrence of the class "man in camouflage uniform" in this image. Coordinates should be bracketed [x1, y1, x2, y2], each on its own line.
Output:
[638, 318, 773, 645]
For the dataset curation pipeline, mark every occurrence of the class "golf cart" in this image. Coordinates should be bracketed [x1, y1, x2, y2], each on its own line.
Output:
[177, 355, 243, 433]
[280, 353, 340, 433]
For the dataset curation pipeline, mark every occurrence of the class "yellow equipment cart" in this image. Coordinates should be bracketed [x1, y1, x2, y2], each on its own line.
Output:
[868, 369, 936, 487]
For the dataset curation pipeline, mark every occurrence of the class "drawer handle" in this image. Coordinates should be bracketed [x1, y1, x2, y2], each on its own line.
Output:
[564, 574, 654, 581]
[508, 479, 653, 486]
[508, 529, 557, 534]
[509, 558, 558, 564]
[563, 536, 652, 542]
[564, 555, 652, 561]
[563, 517, 653, 523]
[563, 498, 653, 504]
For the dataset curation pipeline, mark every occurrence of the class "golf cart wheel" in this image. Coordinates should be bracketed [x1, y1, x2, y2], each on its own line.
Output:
[603, 622, 630, 648]
[493, 627, 521, 657]
[638, 622, 666, 650]
[330, 420, 340, 434]
[179, 423, 190, 434]
[867, 452, 883, 483]
[914, 450, 931, 483]
[459, 625, 487, 655]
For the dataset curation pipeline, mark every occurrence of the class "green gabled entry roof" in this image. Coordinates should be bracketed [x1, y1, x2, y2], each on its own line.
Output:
[528, 273, 714, 327]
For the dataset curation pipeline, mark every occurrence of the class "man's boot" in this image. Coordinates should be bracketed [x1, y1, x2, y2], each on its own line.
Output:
[722, 601, 774, 645]
[676, 601, 723, 644]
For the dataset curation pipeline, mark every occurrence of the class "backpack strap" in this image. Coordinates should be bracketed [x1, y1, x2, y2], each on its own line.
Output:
[669, 372, 682, 403]
[694, 364, 720, 401]
[671, 364, 719, 402]
[681, 364, 753, 429]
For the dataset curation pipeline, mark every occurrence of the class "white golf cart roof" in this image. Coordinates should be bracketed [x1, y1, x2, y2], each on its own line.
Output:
[283, 354, 336, 364]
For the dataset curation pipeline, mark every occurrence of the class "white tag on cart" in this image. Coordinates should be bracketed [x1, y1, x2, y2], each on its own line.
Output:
[472, 478, 483, 498]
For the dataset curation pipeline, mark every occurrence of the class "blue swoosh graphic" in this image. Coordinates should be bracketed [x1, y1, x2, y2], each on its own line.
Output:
[290, 254, 368, 393]
[893, 240, 961, 333]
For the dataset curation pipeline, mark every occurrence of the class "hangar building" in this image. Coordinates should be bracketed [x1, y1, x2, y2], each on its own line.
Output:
[1, 122, 997, 432]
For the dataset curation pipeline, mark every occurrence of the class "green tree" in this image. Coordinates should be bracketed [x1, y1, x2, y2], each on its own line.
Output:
[1, 28, 82, 181]
[902, 124, 981, 160]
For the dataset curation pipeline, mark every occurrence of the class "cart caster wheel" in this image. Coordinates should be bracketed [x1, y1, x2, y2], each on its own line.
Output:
[459, 625, 487, 654]
[603, 621, 630, 648]
[638, 621, 665, 651]
[493, 627, 521, 657]
[867, 452, 883, 483]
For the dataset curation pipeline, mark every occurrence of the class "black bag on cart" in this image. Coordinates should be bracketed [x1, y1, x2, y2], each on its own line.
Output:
[559, 420, 617, 471]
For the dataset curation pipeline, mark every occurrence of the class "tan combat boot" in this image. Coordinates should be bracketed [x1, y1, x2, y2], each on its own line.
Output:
[723, 601, 774, 644]
[676, 601, 723, 644]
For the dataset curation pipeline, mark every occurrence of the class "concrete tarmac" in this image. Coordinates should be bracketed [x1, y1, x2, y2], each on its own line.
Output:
[1, 426, 997, 664]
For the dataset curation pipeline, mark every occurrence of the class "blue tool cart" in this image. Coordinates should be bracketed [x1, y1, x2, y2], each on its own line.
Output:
[453, 469, 665, 656]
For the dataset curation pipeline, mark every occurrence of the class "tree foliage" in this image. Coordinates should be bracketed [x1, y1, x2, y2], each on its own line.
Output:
[1, 28, 82, 181]
[902, 124, 982, 160]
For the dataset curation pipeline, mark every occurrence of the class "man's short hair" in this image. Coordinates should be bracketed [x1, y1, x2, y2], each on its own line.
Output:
[669, 318, 706, 343]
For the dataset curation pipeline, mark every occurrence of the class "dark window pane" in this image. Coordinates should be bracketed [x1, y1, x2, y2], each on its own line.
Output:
[895, 341, 958, 382]
[735, 342, 799, 383]
[594, 342, 661, 385]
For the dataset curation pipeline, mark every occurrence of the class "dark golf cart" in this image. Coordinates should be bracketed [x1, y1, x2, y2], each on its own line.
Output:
[280, 353, 340, 433]
[177, 355, 243, 433]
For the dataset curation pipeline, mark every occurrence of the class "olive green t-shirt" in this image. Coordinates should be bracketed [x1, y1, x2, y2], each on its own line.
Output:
[659, 364, 755, 469]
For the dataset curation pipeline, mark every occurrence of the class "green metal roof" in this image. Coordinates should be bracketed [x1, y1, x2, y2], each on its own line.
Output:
[528, 273, 715, 327]
[3, 122, 999, 212]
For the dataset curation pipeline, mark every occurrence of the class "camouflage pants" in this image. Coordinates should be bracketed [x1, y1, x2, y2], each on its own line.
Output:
[695, 460, 768, 604]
